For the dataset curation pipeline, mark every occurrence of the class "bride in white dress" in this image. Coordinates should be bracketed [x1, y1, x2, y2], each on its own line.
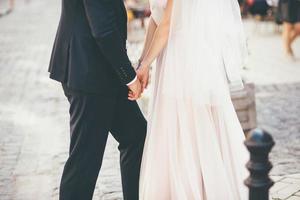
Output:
[136, 0, 249, 199]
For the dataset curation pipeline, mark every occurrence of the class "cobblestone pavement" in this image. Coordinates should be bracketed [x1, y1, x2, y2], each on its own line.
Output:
[0, 1, 69, 199]
[242, 20, 300, 177]
[256, 84, 300, 176]
[0, 1, 299, 200]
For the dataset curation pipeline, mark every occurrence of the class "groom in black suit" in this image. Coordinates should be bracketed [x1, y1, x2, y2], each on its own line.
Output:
[48, 0, 147, 200]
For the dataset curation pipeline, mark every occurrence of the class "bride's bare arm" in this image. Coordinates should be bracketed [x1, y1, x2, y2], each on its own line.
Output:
[137, 0, 173, 89]
[139, 18, 157, 64]
[140, 0, 173, 68]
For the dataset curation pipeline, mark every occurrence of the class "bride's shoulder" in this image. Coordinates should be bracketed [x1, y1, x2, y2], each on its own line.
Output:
[150, 0, 168, 7]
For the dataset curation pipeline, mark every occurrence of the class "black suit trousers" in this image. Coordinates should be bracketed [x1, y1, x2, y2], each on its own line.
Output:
[59, 85, 147, 200]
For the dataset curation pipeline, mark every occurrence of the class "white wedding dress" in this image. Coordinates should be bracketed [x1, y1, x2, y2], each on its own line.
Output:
[139, 0, 249, 199]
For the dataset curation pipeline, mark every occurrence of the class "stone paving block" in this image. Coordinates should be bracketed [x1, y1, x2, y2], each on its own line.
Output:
[282, 178, 300, 184]
[271, 181, 291, 194]
[270, 176, 284, 182]
[287, 174, 300, 180]
[295, 191, 300, 197]
[286, 196, 300, 200]
[12, 174, 53, 200]
[271, 184, 300, 200]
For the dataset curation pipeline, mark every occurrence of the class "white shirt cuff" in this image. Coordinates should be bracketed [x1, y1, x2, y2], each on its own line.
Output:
[126, 76, 137, 86]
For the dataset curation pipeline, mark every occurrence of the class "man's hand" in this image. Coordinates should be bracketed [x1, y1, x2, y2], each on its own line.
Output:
[136, 65, 150, 92]
[128, 78, 142, 101]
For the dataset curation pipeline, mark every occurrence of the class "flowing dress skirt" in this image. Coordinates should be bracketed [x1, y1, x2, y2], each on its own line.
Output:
[139, 44, 249, 199]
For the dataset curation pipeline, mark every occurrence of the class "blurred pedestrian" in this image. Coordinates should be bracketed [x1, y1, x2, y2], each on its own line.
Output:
[279, 0, 300, 58]
[238, 0, 247, 15]
[247, 0, 270, 15]
[9, 0, 14, 12]
[1, 0, 14, 15]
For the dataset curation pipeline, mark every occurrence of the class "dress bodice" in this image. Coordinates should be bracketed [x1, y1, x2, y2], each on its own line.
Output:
[150, 0, 167, 24]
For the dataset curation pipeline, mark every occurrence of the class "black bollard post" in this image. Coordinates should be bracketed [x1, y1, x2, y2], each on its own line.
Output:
[244, 128, 275, 200]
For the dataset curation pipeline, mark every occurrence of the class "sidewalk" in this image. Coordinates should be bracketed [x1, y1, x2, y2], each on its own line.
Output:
[271, 174, 300, 200]
[0, 1, 299, 199]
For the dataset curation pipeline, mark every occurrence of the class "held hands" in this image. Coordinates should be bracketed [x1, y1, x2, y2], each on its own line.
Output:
[136, 61, 150, 92]
[127, 60, 150, 101]
[128, 78, 142, 101]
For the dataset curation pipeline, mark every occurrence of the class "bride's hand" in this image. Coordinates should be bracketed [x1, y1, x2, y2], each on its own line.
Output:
[136, 63, 150, 91]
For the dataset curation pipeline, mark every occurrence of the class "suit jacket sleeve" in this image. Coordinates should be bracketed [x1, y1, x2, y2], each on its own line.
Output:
[83, 0, 136, 85]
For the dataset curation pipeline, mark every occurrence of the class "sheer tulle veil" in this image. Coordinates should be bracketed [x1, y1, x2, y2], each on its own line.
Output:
[160, 0, 247, 102]
[140, 1, 249, 199]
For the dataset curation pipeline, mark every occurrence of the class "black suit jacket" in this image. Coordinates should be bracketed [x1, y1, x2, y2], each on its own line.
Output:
[48, 0, 136, 95]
